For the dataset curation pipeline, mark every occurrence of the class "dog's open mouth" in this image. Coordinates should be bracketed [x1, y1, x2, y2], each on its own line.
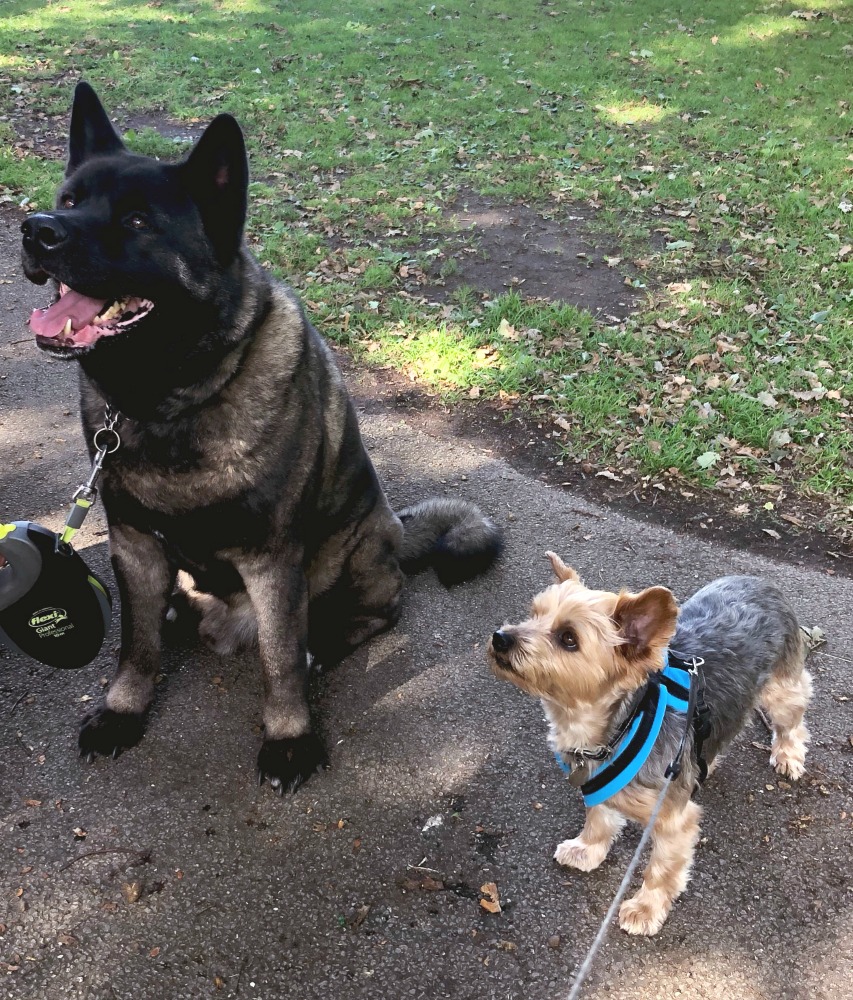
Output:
[28, 284, 154, 351]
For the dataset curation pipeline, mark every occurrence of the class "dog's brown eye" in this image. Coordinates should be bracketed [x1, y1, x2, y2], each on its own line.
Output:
[60, 194, 75, 209]
[126, 213, 149, 231]
[559, 629, 578, 651]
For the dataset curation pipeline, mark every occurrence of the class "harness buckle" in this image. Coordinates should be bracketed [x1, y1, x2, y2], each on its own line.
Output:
[669, 649, 705, 674]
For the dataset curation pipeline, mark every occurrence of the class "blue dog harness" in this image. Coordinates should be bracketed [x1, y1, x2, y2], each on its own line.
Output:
[554, 652, 710, 806]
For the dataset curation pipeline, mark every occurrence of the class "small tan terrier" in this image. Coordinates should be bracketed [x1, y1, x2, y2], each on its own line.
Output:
[488, 553, 812, 936]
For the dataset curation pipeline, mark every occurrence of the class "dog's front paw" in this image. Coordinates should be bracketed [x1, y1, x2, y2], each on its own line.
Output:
[79, 706, 147, 762]
[618, 888, 670, 936]
[554, 837, 608, 872]
[257, 733, 329, 795]
[770, 739, 807, 781]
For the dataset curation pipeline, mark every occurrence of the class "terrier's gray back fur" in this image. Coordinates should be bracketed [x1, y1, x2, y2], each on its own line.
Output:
[635, 576, 804, 792]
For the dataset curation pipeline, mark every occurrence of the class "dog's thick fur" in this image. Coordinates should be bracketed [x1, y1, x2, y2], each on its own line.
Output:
[21, 82, 501, 792]
[488, 554, 812, 935]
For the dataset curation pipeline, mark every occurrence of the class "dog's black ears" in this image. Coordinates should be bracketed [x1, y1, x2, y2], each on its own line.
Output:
[180, 114, 249, 263]
[613, 586, 678, 666]
[67, 81, 126, 176]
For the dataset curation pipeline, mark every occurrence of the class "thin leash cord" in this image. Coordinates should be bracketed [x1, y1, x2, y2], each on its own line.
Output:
[564, 659, 700, 1000]
[564, 777, 672, 1000]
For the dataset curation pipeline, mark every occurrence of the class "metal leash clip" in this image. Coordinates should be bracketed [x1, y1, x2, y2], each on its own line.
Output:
[668, 650, 705, 674]
[60, 406, 121, 546]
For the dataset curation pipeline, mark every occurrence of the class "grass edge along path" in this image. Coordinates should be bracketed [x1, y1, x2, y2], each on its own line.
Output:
[0, 0, 851, 538]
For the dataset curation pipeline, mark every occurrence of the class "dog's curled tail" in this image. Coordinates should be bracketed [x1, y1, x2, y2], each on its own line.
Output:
[396, 497, 502, 586]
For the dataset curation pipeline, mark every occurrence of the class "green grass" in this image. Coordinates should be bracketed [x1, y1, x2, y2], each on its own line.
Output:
[1, 0, 852, 512]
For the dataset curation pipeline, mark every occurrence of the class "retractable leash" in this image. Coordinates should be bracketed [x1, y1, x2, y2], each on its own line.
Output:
[0, 408, 118, 669]
[563, 656, 704, 1000]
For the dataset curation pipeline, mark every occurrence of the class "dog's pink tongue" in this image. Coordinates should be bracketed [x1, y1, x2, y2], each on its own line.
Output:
[28, 289, 107, 338]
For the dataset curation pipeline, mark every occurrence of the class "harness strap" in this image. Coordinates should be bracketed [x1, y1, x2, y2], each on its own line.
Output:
[554, 652, 710, 805]
[667, 650, 712, 784]
[581, 680, 663, 803]
[691, 687, 713, 784]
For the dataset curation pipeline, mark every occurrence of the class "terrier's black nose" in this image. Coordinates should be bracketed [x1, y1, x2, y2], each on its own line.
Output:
[22, 214, 69, 252]
[491, 629, 514, 653]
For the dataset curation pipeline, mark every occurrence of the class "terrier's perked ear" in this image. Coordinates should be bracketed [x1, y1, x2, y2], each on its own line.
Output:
[545, 551, 580, 583]
[612, 586, 678, 663]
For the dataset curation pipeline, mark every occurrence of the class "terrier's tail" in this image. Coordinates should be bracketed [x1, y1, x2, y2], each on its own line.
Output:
[396, 497, 502, 586]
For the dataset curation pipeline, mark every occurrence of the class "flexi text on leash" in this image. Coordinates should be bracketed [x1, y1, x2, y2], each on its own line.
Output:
[563, 657, 703, 1000]
[0, 407, 118, 668]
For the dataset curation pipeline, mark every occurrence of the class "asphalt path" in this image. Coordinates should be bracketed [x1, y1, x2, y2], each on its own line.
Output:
[1, 211, 851, 1000]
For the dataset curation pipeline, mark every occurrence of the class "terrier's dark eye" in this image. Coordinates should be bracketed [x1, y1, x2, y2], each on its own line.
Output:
[559, 629, 578, 651]
[125, 213, 149, 231]
[60, 194, 75, 209]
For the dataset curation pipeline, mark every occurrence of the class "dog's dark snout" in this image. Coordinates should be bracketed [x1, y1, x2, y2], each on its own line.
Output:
[491, 629, 514, 653]
[22, 214, 69, 252]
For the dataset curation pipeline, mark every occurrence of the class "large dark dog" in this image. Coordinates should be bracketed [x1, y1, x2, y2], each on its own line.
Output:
[21, 82, 501, 793]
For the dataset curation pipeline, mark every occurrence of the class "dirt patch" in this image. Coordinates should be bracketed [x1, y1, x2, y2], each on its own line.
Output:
[6, 112, 67, 160]
[1, 105, 204, 162]
[419, 190, 645, 319]
[119, 112, 207, 145]
[337, 349, 853, 580]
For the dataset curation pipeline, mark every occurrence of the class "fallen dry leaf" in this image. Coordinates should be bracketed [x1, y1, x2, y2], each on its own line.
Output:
[348, 904, 370, 930]
[122, 882, 142, 904]
[497, 318, 518, 341]
[480, 882, 502, 914]
[400, 875, 445, 892]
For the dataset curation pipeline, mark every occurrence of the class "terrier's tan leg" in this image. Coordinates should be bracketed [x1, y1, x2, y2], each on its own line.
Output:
[618, 796, 702, 936]
[554, 804, 626, 872]
[760, 669, 812, 781]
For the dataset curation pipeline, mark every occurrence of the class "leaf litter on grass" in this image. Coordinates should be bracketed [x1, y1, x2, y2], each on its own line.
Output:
[0, 0, 852, 543]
